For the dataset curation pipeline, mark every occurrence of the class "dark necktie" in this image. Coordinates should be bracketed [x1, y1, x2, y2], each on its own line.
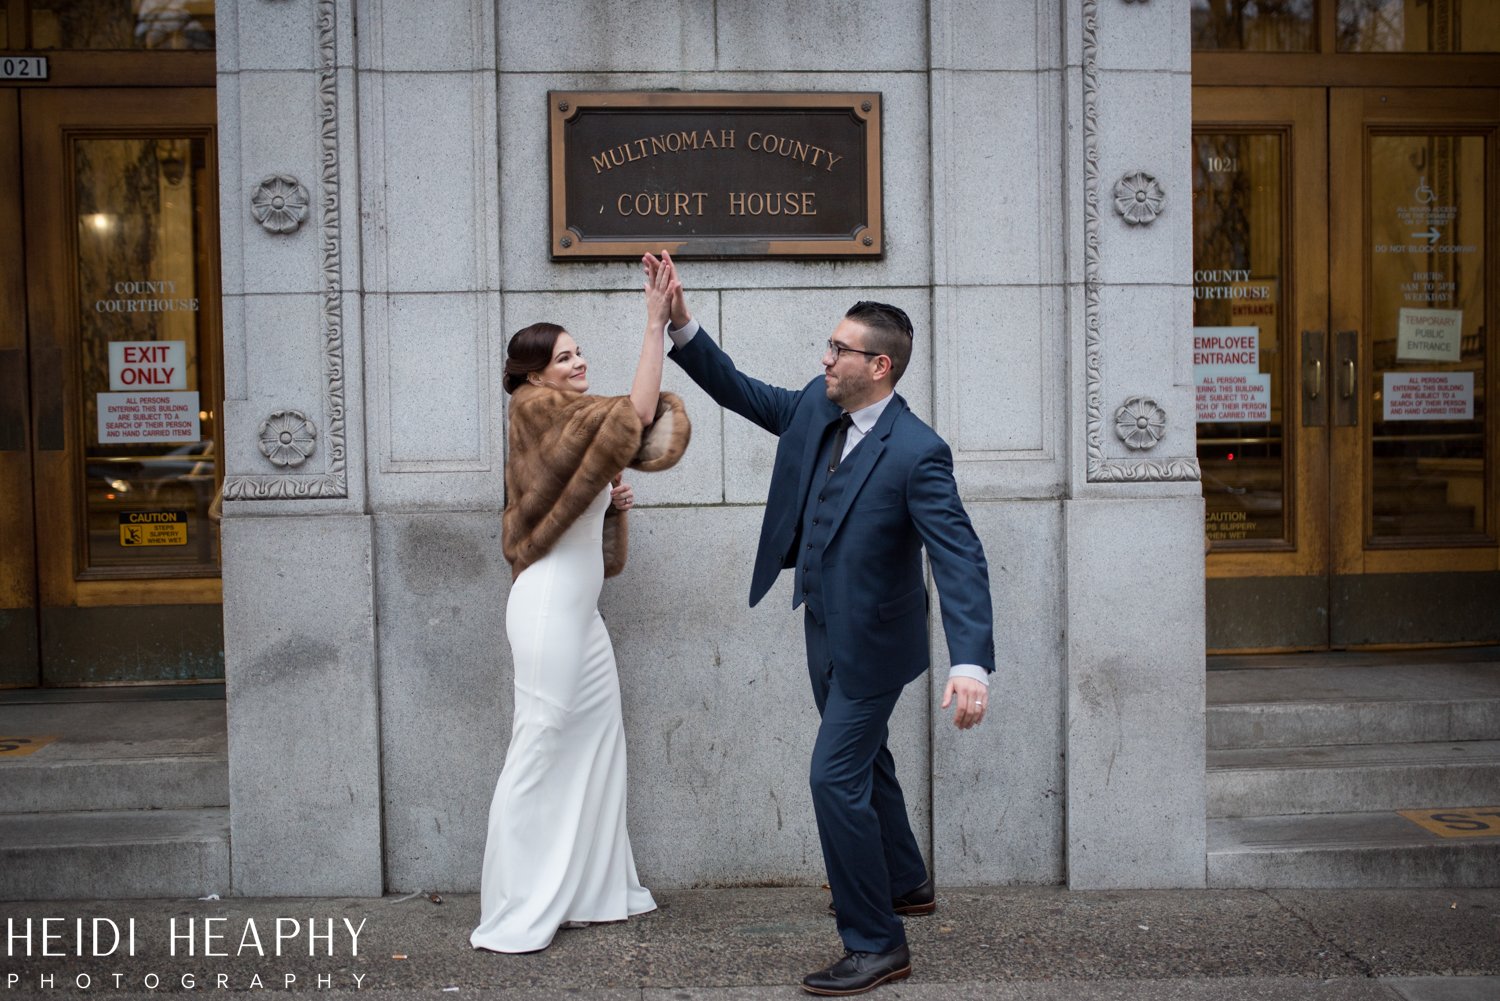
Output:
[826, 413, 853, 475]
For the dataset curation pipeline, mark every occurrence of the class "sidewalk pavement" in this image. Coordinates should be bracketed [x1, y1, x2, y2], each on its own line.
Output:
[3, 886, 1497, 1000]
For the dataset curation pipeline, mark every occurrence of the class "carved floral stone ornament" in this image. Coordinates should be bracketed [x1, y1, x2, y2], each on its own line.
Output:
[250, 174, 310, 234]
[1114, 396, 1166, 450]
[258, 410, 318, 467]
[1113, 170, 1165, 226]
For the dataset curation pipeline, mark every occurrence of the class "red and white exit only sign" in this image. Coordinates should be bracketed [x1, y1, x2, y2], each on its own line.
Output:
[108, 340, 187, 391]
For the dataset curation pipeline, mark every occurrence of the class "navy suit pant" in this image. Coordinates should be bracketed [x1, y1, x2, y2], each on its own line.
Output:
[804, 612, 928, 955]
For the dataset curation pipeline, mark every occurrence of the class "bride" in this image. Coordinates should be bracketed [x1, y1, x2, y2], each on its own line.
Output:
[471, 258, 690, 954]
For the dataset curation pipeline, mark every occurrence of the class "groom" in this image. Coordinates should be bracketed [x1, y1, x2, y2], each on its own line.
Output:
[650, 254, 995, 996]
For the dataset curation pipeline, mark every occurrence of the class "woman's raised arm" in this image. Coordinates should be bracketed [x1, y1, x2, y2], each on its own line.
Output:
[630, 253, 678, 427]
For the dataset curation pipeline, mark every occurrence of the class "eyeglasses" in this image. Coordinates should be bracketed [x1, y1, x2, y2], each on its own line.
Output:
[825, 339, 884, 362]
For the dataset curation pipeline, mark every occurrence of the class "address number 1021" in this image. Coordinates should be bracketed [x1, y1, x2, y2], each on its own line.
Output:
[0, 56, 49, 81]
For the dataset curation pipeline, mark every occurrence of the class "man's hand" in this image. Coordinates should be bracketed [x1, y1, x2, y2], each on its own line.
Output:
[658, 250, 690, 329]
[941, 677, 988, 730]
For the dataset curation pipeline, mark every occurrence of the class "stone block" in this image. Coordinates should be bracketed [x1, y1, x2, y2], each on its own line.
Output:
[235, 70, 324, 297]
[360, 0, 494, 72]
[222, 514, 382, 896]
[215, 74, 244, 296]
[1092, 70, 1193, 288]
[601, 506, 931, 887]
[362, 71, 499, 294]
[233, 0, 319, 71]
[221, 292, 247, 400]
[718, 289, 932, 505]
[364, 292, 505, 511]
[374, 512, 509, 891]
[931, 284, 1062, 467]
[931, 70, 1063, 287]
[496, 72, 930, 292]
[930, 499, 1065, 885]
[501, 290, 725, 506]
[715, 0, 925, 71]
[1095, 0, 1191, 74]
[1095, 283, 1196, 465]
[498, 0, 716, 72]
[1064, 495, 1206, 889]
[931, 0, 1049, 71]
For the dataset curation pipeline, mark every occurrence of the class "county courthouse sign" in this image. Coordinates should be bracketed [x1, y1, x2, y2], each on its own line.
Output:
[549, 91, 882, 258]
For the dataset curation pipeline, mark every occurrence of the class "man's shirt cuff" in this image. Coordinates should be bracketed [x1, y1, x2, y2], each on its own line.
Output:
[666, 318, 700, 349]
[948, 664, 989, 687]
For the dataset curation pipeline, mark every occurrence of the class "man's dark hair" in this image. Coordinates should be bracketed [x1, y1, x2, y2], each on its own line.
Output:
[844, 301, 914, 385]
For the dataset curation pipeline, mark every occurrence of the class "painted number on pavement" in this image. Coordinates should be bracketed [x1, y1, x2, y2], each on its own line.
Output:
[1398, 807, 1500, 839]
[0, 736, 59, 757]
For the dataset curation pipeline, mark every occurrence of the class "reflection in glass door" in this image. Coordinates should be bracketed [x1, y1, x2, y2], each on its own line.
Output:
[20, 88, 223, 685]
[1194, 88, 1331, 649]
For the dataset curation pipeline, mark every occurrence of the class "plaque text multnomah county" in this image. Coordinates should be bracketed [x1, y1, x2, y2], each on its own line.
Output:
[549, 91, 882, 259]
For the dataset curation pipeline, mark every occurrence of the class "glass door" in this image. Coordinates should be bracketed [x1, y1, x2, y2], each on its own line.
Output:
[1328, 88, 1498, 645]
[19, 87, 223, 684]
[1197, 87, 1500, 650]
[1195, 87, 1332, 649]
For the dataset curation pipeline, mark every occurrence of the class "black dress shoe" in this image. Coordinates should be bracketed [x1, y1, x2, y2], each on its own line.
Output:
[826, 876, 936, 917]
[801, 945, 911, 996]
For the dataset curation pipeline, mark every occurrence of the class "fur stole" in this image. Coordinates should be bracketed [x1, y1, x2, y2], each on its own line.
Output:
[503, 385, 691, 579]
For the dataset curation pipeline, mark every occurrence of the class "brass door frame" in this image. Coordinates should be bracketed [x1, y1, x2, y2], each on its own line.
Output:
[21, 87, 222, 613]
[1196, 87, 1330, 582]
[1329, 88, 1500, 578]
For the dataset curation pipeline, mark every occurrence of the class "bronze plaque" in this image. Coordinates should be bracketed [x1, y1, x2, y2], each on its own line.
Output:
[549, 91, 882, 259]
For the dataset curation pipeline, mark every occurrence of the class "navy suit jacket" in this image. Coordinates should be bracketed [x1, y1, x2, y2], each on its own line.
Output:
[670, 328, 996, 698]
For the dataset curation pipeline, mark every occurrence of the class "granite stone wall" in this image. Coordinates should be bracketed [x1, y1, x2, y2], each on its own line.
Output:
[217, 0, 1203, 895]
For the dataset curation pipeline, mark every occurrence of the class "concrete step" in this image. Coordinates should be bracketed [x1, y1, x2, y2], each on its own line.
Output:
[0, 808, 230, 900]
[0, 700, 227, 812]
[1209, 810, 1500, 888]
[1207, 740, 1500, 818]
[1208, 661, 1500, 749]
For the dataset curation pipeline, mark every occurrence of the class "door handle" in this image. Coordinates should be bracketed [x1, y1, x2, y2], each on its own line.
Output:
[1301, 330, 1327, 428]
[1334, 330, 1359, 427]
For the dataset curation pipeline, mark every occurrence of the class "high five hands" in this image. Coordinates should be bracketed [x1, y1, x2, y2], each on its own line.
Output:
[642, 251, 681, 330]
[642, 251, 691, 330]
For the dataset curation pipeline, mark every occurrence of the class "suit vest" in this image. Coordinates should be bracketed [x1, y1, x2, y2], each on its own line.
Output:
[793, 428, 860, 624]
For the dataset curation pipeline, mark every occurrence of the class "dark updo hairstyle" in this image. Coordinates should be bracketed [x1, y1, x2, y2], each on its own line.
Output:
[503, 322, 566, 394]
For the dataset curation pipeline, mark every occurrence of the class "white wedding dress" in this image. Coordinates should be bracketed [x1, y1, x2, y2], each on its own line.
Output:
[471, 486, 656, 953]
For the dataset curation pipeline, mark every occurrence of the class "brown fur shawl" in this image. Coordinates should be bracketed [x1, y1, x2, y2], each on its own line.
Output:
[503, 385, 691, 579]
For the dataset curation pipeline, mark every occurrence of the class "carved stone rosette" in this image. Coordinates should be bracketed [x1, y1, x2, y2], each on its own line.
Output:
[223, 0, 348, 500]
[1081, 0, 1199, 482]
[250, 174, 310, 234]
[258, 411, 318, 467]
[1113, 171, 1164, 226]
[1114, 396, 1166, 450]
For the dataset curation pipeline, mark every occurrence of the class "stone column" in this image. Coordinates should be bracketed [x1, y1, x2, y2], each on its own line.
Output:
[1060, 0, 1206, 889]
[217, 0, 383, 896]
[926, 0, 1070, 886]
[354, 0, 510, 892]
